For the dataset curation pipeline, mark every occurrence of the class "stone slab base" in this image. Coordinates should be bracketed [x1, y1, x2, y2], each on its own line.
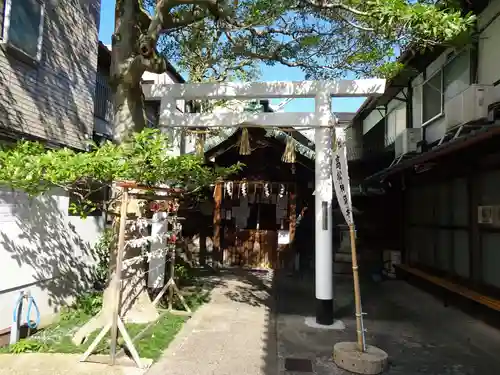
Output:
[333, 342, 388, 374]
[304, 317, 345, 330]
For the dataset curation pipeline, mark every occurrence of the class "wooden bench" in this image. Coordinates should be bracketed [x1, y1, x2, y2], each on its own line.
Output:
[395, 264, 500, 312]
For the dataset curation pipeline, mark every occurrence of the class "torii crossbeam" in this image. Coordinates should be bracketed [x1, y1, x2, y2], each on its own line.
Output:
[143, 78, 386, 326]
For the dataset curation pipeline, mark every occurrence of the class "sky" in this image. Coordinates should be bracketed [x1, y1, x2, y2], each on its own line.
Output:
[98, 0, 366, 114]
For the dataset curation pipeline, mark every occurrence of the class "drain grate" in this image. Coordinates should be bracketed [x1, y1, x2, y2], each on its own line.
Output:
[284, 358, 313, 373]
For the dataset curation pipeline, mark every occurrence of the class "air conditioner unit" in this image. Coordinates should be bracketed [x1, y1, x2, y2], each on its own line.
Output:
[394, 128, 422, 158]
[478, 205, 494, 224]
[444, 84, 492, 131]
[490, 85, 500, 104]
[494, 206, 500, 227]
[487, 85, 500, 122]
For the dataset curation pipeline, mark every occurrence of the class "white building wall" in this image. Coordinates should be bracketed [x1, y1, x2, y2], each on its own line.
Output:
[411, 47, 470, 143]
[385, 90, 407, 146]
[362, 108, 384, 135]
[408, 1, 500, 144]
[142, 71, 187, 155]
[345, 122, 363, 160]
[142, 71, 185, 111]
[0, 188, 104, 332]
[411, 73, 424, 129]
[411, 50, 450, 143]
[361, 89, 407, 147]
[477, 0, 500, 85]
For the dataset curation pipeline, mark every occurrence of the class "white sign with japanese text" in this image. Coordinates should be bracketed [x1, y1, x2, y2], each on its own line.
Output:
[332, 128, 354, 226]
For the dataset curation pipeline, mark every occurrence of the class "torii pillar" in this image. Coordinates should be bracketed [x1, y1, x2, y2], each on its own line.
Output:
[314, 89, 334, 325]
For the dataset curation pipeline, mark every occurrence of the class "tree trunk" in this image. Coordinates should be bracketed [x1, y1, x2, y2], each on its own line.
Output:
[72, 2, 158, 344]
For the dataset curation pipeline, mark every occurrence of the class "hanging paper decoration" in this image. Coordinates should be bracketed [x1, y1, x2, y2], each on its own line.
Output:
[279, 184, 285, 198]
[264, 183, 270, 198]
[195, 132, 206, 157]
[239, 128, 251, 155]
[282, 133, 296, 163]
[225, 181, 233, 198]
[241, 181, 247, 197]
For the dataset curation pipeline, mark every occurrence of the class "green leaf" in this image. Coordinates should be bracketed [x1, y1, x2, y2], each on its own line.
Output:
[0, 129, 239, 218]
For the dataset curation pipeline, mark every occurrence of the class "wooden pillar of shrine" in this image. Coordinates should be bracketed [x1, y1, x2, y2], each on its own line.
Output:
[213, 181, 223, 267]
[289, 186, 297, 243]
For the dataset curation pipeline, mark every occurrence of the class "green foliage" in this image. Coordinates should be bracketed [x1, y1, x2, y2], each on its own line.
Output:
[0, 129, 242, 216]
[134, 314, 186, 361]
[159, 17, 260, 83]
[60, 291, 103, 321]
[91, 229, 114, 289]
[8, 339, 45, 353]
[374, 61, 406, 79]
[174, 263, 189, 282]
[4, 310, 186, 360]
[144, 0, 476, 80]
[174, 287, 211, 311]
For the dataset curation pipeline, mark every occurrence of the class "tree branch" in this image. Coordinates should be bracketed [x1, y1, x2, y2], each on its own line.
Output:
[338, 14, 374, 32]
[224, 31, 336, 71]
[137, 0, 154, 33]
[301, 0, 369, 17]
[140, 0, 232, 75]
[148, 0, 230, 41]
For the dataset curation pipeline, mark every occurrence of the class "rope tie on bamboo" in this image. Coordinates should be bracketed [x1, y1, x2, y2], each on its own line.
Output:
[281, 132, 296, 163]
[239, 128, 251, 155]
[195, 132, 206, 157]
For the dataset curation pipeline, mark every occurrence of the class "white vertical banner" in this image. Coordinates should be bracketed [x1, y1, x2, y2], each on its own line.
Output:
[148, 212, 168, 288]
[332, 127, 354, 226]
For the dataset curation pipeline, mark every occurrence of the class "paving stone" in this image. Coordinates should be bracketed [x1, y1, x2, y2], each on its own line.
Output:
[147, 270, 277, 375]
[275, 271, 500, 375]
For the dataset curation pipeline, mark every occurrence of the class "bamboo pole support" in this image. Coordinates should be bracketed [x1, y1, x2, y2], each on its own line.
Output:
[334, 225, 387, 373]
[152, 249, 191, 315]
[168, 256, 174, 311]
[80, 187, 142, 369]
[349, 224, 365, 352]
[109, 187, 129, 364]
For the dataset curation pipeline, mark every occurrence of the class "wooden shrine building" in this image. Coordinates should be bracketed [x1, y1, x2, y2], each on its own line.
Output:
[205, 127, 315, 270]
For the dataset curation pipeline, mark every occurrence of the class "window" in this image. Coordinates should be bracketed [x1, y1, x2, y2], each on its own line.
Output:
[1, 0, 44, 61]
[443, 50, 470, 101]
[421, 49, 470, 126]
[95, 72, 113, 122]
[422, 71, 443, 125]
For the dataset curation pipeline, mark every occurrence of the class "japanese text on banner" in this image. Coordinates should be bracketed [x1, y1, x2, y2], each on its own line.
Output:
[332, 131, 354, 226]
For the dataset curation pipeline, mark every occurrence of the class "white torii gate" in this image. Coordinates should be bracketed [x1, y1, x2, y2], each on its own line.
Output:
[144, 79, 386, 326]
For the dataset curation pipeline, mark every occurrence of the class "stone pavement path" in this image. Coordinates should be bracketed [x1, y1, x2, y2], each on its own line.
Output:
[147, 270, 278, 375]
[0, 354, 149, 375]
